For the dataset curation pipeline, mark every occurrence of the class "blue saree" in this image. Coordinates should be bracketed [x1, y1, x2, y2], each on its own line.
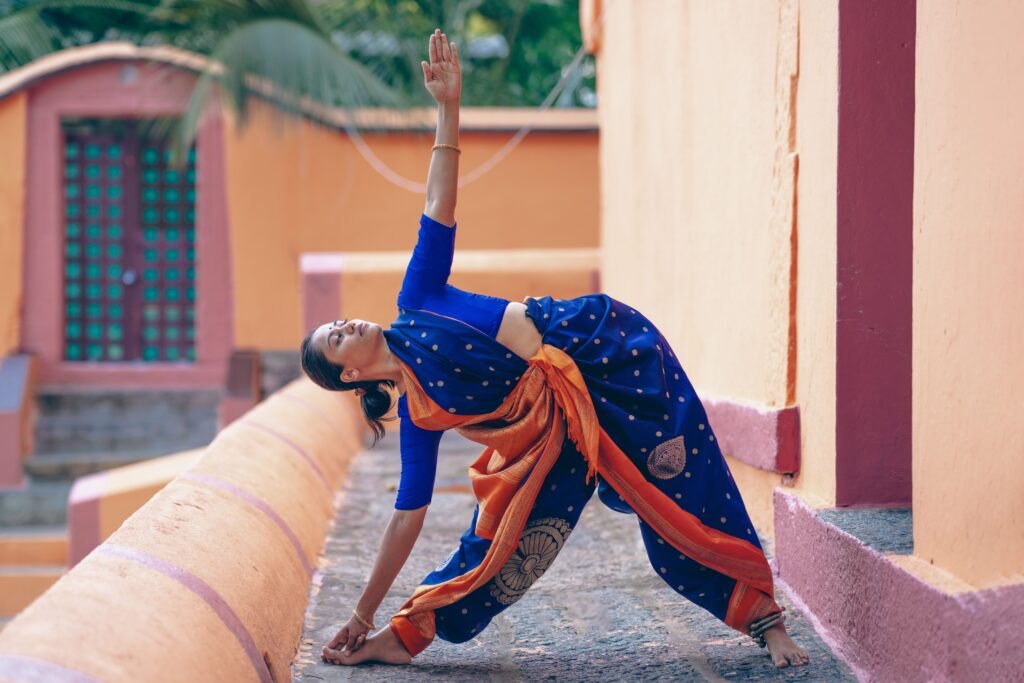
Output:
[381, 294, 781, 655]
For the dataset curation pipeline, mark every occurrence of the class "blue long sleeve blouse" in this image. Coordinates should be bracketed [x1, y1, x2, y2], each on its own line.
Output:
[392, 213, 510, 510]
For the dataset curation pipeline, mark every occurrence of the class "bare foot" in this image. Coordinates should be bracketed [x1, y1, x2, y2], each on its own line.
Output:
[322, 625, 413, 666]
[762, 623, 811, 668]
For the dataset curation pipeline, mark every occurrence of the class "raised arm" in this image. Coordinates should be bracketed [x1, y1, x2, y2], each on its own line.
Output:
[420, 28, 461, 227]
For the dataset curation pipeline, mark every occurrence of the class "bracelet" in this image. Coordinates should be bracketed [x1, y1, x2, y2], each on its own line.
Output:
[432, 143, 462, 154]
[351, 609, 376, 631]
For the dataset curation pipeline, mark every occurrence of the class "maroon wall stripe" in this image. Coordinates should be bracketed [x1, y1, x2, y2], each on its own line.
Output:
[96, 544, 273, 683]
[836, 0, 915, 506]
[180, 471, 314, 577]
[0, 655, 100, 682]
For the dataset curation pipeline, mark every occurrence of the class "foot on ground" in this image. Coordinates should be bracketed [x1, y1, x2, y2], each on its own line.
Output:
[322, 625, 412, 666]
[762, 623, 811, 668]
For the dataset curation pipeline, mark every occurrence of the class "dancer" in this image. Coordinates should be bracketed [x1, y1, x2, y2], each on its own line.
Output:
[301, 28, 810, 669]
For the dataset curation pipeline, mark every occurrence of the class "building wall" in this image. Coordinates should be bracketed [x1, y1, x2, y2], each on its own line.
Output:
[223, 104, 599, 350]
[913, 0, 1024, 588]
[0, 92, 26, 357]
[594, 0, 839, 530]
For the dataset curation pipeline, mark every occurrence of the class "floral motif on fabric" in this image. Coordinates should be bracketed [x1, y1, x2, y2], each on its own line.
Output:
[489, 517, 573, 605]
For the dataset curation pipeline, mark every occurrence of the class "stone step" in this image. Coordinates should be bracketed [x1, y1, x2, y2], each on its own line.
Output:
[33, 389, 219, 455]
[0, 527, 68, 566]
[0, 564, 65, 618]
[23, 450, 183, 482]
[0, 482, 73, 527]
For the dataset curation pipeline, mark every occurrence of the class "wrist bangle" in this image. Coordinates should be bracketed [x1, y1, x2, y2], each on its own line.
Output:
[351, 609, 375, 630]
[432, 143, 461, 154]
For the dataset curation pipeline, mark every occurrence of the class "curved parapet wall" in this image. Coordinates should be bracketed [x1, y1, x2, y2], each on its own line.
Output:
[0, 378, 364, 683]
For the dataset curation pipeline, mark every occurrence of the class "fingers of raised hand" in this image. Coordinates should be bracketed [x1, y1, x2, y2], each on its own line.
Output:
[441, 33, 451, 62]
[351, 633, 367, 653]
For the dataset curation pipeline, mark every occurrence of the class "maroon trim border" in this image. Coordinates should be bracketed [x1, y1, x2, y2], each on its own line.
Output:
[835, 0, 915, 506]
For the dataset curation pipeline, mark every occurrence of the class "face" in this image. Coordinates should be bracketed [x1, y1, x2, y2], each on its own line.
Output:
[311, 318, 384, 382]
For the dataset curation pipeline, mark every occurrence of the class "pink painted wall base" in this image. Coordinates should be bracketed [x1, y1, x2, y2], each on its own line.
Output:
[773, 488, 1022, 682]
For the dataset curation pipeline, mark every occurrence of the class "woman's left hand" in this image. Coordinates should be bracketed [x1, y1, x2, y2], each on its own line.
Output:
[421, 28, 461, 104]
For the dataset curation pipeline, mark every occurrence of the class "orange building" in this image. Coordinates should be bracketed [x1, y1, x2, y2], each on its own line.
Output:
[584, 0, 1021, 680]
[0, 43, 599, 488]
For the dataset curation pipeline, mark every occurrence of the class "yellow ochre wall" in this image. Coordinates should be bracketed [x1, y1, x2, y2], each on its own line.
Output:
[912, 1, 1024, 588]
[0, 92, 26, 357]
[224, 105, 599, 350]
[594, 0, 839, 528]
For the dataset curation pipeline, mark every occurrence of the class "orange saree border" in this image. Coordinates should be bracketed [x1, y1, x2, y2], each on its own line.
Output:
[389, 345, 780, 655]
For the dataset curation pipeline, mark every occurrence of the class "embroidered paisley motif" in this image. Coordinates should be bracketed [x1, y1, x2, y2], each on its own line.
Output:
[647, 435, 687, 479]
[489, 517, 573, 605]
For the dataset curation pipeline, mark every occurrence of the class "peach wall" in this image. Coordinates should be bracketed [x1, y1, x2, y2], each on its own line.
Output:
[0, 92, 26, 357]
[913, 0, 1024, 588]
[223, 104, 599, 350]
[597, 0, 794, 411]
[790, 0, 838, 508]
[595, 0, 838, 527]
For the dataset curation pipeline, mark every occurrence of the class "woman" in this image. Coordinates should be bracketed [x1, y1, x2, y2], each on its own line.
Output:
[301, 29, 810, 669]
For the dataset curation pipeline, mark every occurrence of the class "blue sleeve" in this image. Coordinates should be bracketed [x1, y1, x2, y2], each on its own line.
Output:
[394, 395, 442, 510]
[397, 213, 457, 309]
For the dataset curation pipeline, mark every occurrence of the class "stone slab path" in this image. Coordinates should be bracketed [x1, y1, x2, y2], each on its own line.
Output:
[292, 434, 855, 682]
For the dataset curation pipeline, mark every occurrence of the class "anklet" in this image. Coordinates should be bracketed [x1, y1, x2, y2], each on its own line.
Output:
[352, 609, 376, 631]
[749, 609, 786, 648]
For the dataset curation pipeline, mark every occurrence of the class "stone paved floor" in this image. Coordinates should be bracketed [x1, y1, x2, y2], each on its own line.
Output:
[292, 435, 855, 682]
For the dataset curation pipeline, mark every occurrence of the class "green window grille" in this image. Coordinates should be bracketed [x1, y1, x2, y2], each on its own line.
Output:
[62, 120, 198, 363]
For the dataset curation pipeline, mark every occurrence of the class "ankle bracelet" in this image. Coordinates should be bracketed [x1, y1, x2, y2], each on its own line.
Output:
[749, 608, 786, 648]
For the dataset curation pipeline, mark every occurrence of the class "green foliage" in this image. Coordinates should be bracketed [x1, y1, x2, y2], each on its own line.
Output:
[0, 0, 593, 155]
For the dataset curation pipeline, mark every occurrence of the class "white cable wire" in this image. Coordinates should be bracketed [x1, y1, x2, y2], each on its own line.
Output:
[339, 38, 595, 193]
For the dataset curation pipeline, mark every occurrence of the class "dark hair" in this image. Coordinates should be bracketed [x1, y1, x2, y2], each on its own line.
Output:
[300, 329, 395, 444]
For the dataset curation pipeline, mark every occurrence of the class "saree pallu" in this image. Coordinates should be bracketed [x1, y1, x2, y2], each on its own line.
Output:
[381, 294, 781, 655]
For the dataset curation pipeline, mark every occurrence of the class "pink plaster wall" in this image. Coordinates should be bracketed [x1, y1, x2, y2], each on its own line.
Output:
[20, 60, 233, 388]
[774, 488, 1023, 682]
[912, 0, 1024, 587]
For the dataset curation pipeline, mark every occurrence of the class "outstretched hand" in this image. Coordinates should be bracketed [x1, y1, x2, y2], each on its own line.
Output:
[322, 615, 370, 661]
[421, 28, 461, 104]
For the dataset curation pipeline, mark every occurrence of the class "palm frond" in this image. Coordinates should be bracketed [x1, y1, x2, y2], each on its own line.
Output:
[0, 0, 155, 71]
[175, 17, 407, 157]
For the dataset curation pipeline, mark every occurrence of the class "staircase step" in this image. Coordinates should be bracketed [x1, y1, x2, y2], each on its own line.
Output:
[34, 389, 219, 454]
[0, 565, 64, 617]
[0, 482, 73, 527]
[0, 528, 68, 566]
[24, 450, 180, 482]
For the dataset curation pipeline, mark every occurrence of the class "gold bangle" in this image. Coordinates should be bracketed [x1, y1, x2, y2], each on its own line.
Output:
[351, 609, 375, 630]
[432, 143, 461, 154]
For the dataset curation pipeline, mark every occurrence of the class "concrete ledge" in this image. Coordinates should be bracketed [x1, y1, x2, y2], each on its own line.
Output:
[67, 449, 205, 567]
[704, 397, 799, 473]
[0, 355, 37, 489]
[0, 378, 364, 683]
[300, 248, 601, 337]
[773, 488, 1022, 682]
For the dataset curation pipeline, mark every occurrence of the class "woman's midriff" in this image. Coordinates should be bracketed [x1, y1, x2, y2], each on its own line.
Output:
[496, 301, 542, 361]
